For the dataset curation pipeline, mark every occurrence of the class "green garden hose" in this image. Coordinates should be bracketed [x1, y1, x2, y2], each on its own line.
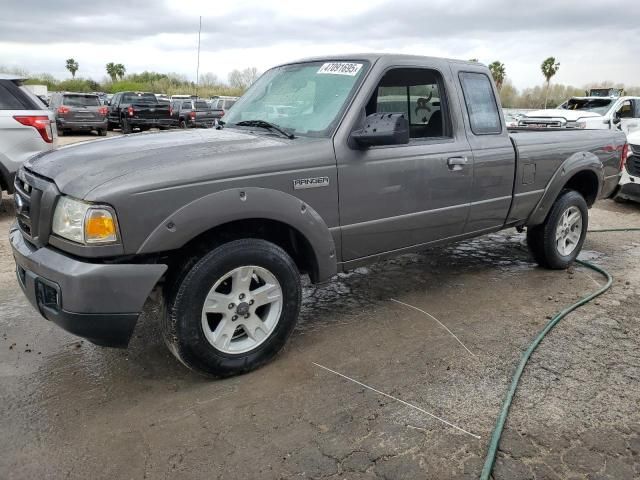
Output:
[480, 227, 640, 480]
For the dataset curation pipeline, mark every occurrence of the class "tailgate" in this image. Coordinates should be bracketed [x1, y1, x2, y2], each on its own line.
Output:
[195, 109, 217, 121]
[66, 106, 103, 122]
[131, 103, 171, 119]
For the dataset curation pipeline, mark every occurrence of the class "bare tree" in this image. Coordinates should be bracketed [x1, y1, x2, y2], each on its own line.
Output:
[199, 72, 221, 88]
[228, 67, 261, 90]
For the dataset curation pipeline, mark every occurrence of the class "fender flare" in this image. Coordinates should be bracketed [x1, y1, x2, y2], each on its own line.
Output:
[526, 151, 604, 226]
[137, 187, 338, 282]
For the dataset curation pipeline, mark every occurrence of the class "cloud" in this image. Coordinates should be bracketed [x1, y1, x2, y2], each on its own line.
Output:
[1, 0, 639, 88]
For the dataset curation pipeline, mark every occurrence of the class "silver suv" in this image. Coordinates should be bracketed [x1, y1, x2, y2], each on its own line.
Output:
[0, 74, 55, 203]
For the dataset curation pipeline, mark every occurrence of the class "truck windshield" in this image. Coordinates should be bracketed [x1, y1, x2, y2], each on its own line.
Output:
[561, 98, 613, 115]
[224, 61, 369, 137]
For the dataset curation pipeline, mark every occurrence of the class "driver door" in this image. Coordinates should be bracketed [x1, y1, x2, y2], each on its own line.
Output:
[334, 65, 473, 262]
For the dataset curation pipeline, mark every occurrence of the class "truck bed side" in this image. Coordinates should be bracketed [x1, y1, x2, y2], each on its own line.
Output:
[506, 128, 625, 226]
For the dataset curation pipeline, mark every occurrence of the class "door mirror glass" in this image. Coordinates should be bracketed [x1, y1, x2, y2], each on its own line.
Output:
[351, 113, 409, 147]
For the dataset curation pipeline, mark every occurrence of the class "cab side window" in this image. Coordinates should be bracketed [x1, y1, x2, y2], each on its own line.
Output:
[366, 68, 451, 140]
[617, 100, 639, 119]
[459, 72, 502, 135]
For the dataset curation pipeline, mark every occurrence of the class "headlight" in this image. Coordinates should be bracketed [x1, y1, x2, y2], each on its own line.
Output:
[52, 196, 118, 244]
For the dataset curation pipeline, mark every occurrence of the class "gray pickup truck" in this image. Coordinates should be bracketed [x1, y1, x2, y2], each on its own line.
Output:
[10, 54, 626, 377]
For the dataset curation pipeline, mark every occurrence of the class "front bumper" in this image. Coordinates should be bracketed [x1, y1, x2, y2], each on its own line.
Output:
[617, 169, 640, 202]
[10, 225, 167, 347]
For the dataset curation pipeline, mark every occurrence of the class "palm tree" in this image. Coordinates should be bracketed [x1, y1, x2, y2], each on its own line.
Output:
[488, 61, 506, 90]
[541, 57, 560, 109]
[106, 63, 117, 82]
[65, 58, 79, 78]
[114, 63, 126, 80]
[106, 63, 126, 82]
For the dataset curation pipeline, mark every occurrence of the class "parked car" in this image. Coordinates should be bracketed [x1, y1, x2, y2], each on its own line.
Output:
[210, 96, 238, 118]
[0, 74, 55, 203]
[503, 111, 525, 128]
[11, 54, 625, 377]
[49, 92, 108, 136]
[615, 129, 640, 203]
[170, 99, 219, 128]
[520, 95, 640, 133]
[107, 91, 174, 133]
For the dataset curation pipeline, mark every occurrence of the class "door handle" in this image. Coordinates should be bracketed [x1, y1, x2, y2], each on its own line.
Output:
[447, 156, 468, 171]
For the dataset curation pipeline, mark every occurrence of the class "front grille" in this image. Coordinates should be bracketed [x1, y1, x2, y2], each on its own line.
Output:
[14, 176, 35, 239]
[627, 155, 640, 177]
[519, 118, 565, 128]
[13, 169, 59, 248]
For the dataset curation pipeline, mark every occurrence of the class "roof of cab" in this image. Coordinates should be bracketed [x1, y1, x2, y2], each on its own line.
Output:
[286, 53, 482, 67]
[0, 73, 26, 81]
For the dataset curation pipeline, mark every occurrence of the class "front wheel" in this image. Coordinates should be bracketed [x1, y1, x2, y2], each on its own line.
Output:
[527, 190, 588, 269]
[162, 239, 302, 377]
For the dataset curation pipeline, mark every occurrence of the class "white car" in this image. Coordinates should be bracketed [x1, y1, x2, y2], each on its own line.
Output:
[520, 96, 640, 133]
[616, 130, 640, 203]
[0, 74, 56, 203]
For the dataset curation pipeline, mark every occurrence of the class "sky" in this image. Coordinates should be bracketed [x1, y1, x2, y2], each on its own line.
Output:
[2, 0, 639, 90]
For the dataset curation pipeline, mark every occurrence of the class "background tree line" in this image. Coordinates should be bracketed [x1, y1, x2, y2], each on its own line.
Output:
[0, 59, 260, 98]
[477, 56, 640, 109]
[3, 57, 640, 108]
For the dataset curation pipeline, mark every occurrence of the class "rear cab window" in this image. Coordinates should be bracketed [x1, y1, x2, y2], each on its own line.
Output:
[122, 93, 157, 104]
[195, 101, 209, 109]
[459, 72, 502, 135]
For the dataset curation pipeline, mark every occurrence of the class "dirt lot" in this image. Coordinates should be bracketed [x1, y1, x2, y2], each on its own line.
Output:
[0, 147, 639, 479]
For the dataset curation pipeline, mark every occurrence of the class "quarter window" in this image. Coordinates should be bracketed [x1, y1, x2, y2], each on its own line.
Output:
[459, 72, 502, 135]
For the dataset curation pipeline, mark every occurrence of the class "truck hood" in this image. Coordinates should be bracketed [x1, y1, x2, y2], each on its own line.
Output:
[24, 128, 292, 198]
[524, 109, 603, 121]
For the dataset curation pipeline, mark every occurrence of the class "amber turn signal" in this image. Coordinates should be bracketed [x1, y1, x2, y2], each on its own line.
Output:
[84, 209, 117, 243]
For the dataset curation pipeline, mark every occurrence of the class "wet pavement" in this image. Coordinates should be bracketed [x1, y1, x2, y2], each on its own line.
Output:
[0, 196, 639, 480]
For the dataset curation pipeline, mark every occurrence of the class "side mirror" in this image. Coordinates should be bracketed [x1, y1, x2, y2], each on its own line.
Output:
[612, 116, 621, 125]
[106, 101, 111, 106]
[351, 113, 409, 148]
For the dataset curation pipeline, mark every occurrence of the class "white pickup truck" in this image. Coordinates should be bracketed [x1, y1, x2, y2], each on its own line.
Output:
[521, 95, 640, 134]
[616, 129, 640, 203]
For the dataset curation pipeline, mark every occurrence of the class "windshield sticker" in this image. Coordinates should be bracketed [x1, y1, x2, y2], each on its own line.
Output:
[317, 62, 363, 76]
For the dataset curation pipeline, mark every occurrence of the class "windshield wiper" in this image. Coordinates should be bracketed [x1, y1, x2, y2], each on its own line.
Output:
[233, 120, 295, 139]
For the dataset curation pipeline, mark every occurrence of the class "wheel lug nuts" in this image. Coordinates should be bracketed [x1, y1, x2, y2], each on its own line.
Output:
[232, 315, 238, 321]
[228, 303, 235, 309]
[244, 314, 250, 319]
[239, 293, 245, 300]
[249, 300, 254, 305]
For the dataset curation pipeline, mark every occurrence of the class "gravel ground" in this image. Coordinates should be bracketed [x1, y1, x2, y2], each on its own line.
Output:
[0, 176, 638, 479]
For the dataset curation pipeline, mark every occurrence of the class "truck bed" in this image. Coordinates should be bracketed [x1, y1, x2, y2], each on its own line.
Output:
[506, 127, 624, 224]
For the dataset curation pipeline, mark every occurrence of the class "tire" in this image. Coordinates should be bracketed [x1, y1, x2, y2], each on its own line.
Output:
[526, 190, 588, 269]
[57, 128, 65, 137]
[121, 118, 132, 134]
[179, 119, 187, 129]
[98, 129, 107, 136]
[162, 239, 302, 377]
